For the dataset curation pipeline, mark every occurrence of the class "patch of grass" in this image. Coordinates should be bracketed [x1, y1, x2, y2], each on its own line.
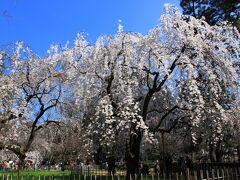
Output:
[0, 170, 71, 178]
[0, 171, 166, 180]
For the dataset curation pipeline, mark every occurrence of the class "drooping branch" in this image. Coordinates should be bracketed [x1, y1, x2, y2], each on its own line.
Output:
[24, 85, 62, 152]
[34, 120, 61, 132]
[142, 45, 186, 122]
[153, 105, 179, 132]
[156, 45, 186, 91]
[153, 115, 190, 134]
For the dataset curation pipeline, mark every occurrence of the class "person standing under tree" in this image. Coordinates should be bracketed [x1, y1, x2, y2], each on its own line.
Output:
[107, 156, 116, 176]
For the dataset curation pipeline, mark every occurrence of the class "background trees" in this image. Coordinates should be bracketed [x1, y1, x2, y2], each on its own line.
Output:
[180, 0, 240, 30]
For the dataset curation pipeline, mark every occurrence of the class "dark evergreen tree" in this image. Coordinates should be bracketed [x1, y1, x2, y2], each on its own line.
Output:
[180, 0, 240, 30]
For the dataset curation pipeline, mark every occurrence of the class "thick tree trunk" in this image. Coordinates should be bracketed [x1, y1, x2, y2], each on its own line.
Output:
[125, 87, 154, 180]
[17, 154, 26, 180]
[215, 141, 223, 162]
[17, 153, 26, 180]
[18, 153, 26, 170]
[209, 143, 215, 162]
[161, 132, 165, 156]
[126, 130, 142, 180]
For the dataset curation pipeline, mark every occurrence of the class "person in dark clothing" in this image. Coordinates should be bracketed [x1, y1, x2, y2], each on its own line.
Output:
[178, 157, 186, 173]
[60, 162, 65, 171]
[160, 158, 165, 176]
[138, 163, 143, 176]
[141, 163, 149, 175]
[165, 154, 172, 178]
[185, 156, 193, 170]
[107, 156, 116, 176]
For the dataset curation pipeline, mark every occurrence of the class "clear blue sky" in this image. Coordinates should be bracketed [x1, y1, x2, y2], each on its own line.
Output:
[0, 0, 180, 55]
